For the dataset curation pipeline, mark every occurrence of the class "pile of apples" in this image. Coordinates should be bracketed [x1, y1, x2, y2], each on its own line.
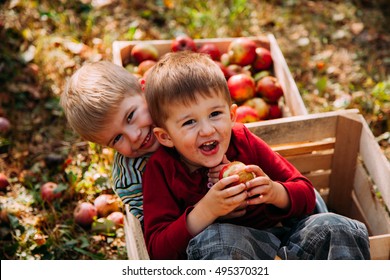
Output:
[39, 181, 124, 231]
[73, 194, 124, 232]
[126, 35, 285, 123]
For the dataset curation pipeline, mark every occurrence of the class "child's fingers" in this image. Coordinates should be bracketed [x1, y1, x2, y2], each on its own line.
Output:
[244, 164, 267, 177]
[212, 174, 240, 190]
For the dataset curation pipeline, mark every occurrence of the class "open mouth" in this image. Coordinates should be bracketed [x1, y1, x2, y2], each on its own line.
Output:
[200, 140, 218, 152]
[140, 129, 152, 149]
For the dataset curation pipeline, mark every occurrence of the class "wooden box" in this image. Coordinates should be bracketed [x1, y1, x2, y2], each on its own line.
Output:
[122, 110, 390, 260]
[112, 34, 308, 117]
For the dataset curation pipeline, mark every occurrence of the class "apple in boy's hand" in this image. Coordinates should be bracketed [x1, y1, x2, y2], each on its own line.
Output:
[74, 202, 97, 227]
[219, 161, 255, 186]
[227, 38, 257, 66]
[171, 35, 197, 52]
[131, 42, 159, 64]
[227, 74, 255, 103]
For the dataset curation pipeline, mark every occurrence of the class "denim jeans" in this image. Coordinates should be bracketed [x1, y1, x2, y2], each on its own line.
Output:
[186, 213, 371, 260]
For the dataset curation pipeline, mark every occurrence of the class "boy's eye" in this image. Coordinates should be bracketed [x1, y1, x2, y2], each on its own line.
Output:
[127, 111, 134, 122]
[183, 119, 196, 127]
[210, 111, 222, 117]
[113, 134, 122, 145]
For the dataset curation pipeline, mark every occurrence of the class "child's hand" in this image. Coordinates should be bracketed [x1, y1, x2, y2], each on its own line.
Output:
[244, 165, 291, 210]
[207, 155, 230, 185]
[217, 201, 247, 220]
[186, 175, 247, 236]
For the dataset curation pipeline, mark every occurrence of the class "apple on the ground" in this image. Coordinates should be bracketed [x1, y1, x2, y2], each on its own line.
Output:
[74, 202, 98, 227]
[40, 182, 63, 202]
[94, 194, 121, 217]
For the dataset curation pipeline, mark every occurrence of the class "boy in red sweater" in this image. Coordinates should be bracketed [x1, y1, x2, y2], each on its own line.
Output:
[143, 51, 370, 260]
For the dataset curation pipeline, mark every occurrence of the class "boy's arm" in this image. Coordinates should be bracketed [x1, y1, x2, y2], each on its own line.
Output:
[111, 152, 150, 224]
[143, 155, 247, 259]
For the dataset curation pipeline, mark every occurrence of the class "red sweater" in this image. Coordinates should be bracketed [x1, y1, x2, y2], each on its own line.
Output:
[143, 123, 315, 259]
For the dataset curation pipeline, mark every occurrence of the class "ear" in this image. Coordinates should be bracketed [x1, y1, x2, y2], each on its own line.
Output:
[230, 103, 238, 124]
[153, 127, 174, 147]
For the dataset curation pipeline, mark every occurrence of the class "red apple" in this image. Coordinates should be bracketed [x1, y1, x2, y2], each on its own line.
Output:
[235, 105, 261, 123]
[0, 117, 10, 133]
[219, 161, 255, 186]
[227, 74, 256, 103]
[256, 76, 284, 103]
[243, 97, 269, 120]
[252, 47, 273, 71]
[94, 194, 121, 217]
[268, 104, 283, 119]
[225, 64, 251, 80]
[74, 202, 98, 227]
[197, 43, 221, 61]
[227, 38, 257, 66]
[107, 211, 125, 228]
[171, 35, 197, 52]
[40, 182, 62, 202]
[131, 42, 159, 64]
[137, 59, 157, 76]
[0, 173, 9, 191]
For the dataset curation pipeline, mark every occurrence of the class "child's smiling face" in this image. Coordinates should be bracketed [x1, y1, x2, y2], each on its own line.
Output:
[97, 94, 160, 158]
[153, 91, 237, 172]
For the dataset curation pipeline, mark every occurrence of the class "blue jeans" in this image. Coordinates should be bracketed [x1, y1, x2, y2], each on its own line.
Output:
[186, 213, 371, 260]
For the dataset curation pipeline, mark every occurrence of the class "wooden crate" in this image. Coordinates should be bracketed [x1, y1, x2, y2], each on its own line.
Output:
[122, 110, 390, 260]
[112, 34, 308, 117]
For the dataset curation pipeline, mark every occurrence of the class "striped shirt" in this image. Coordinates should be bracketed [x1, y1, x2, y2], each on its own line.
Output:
[111, 152, 151, 226]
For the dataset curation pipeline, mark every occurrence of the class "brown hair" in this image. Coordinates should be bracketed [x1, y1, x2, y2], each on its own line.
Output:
[144, 51, 231, 128]
[60, 61, 142, 142]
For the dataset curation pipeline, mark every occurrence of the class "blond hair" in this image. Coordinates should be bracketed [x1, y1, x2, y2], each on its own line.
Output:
[145, 51, 231, 128]
[60, 61, 142, 142]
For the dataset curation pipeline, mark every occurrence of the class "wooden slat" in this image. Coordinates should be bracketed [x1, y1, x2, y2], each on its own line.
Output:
[246, 110, 360, 145]
[272, 139, 335, 157]
[327, 115, 362, 215]
[284, 151, 333, 173]
[369, 234, 390, 260]
[124, 205, 149, 260]
[305, 170, 331, 190]
[353, 163, 390, 235]
[356, 114, 390, 211]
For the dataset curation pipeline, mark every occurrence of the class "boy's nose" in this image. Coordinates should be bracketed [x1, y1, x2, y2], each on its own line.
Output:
[199, 121, 215, 136]
[126, 127, 141, 143]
